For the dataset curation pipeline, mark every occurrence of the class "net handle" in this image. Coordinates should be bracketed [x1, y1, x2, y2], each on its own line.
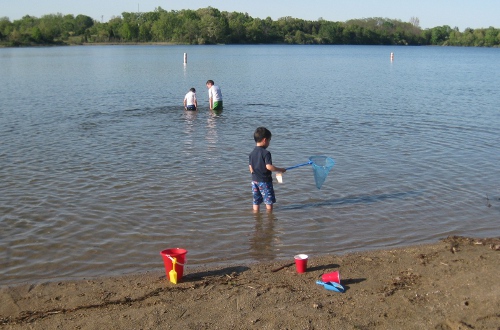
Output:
[286, 161, 312, 170]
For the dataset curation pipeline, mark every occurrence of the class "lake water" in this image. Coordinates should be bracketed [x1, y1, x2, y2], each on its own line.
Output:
[1, 45, 499, 286]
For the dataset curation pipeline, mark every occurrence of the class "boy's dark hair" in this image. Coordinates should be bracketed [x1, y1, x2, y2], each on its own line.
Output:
[254, 127, 272, 142]
[189, 87, 196, 93]
[206, 80, 214, 85]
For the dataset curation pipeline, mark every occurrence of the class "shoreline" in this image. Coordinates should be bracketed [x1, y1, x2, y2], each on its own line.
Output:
[1, 236, 499, 329]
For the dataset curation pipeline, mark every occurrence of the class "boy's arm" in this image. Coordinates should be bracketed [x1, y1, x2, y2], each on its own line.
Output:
[249, 165, 254, 174]
[266, 164, 286, 173]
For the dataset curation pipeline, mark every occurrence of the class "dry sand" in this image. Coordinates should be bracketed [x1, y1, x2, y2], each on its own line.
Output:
[1, 236, 499, 330]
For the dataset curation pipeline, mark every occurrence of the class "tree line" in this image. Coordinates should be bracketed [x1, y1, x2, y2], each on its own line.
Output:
[1, 7, 499, 47]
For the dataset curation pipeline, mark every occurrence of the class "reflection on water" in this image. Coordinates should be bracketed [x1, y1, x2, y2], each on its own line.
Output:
[183, 109, 198, 122]
[249, 212, 279, 260]
[183, 109, 198, 153]
[205, 112, 221, 149]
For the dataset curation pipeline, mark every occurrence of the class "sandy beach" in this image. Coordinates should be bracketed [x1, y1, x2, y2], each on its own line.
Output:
[1, 236, 499, 330]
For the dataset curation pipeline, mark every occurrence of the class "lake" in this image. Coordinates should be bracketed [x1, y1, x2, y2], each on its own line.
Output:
[1, 44, 499, 285]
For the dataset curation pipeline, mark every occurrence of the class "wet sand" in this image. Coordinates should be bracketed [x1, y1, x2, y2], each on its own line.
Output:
[1, 236, 499, 330]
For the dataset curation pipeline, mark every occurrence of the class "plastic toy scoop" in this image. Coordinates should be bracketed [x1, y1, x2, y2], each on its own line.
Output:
[316, 280, 345, 292]
[169, 257, 178, 284]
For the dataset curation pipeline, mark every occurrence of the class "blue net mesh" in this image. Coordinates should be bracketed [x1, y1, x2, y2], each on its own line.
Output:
[309, 156, 335, 189]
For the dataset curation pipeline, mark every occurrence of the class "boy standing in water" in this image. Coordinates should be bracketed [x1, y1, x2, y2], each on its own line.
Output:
[249, 127, 286, 212]
[206, 80, 223, 111]
[183, 87, 197, 111]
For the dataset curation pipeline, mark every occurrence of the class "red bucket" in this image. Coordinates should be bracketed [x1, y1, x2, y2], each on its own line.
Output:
[160, 248, 187, 283]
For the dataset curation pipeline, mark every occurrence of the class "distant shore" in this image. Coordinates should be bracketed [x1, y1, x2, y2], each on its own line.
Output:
[0, 42, 182, 48]
[1, 236, 499, 329]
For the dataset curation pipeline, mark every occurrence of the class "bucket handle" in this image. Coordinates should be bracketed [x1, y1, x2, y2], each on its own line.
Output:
[166, 254, 185, 266]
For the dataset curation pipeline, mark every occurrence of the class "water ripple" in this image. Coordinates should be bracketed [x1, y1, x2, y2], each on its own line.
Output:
[1, 45, 499, 285]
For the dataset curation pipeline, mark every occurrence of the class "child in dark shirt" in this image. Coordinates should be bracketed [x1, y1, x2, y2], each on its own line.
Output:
[248, 127, 286, 212]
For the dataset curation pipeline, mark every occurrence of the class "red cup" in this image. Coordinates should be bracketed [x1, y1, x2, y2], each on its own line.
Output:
[321, 270, 340, 284]
[294, 254, 308, 273]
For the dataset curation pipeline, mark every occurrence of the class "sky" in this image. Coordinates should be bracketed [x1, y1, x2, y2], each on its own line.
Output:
[1, 0, 498, 30]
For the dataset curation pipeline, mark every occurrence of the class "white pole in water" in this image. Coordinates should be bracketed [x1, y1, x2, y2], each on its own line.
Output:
[184, 53, 187, 64]
[390, 52, 394, 61]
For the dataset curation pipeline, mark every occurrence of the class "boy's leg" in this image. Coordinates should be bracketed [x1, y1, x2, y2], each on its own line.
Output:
[252, 181, 263, 212]
[261, 182, 276, 212]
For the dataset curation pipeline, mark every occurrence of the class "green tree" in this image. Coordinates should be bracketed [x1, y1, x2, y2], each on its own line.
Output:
[294, 30, 306, 44]
[430, 25, 451, 45]
[38, 14, 64, 42]
[446, 28, 462, 46]
[227, 12, 251, 43]
[317, 20, 343, 44]
[138, 22, 152, 42]
[245, 18, 264, 43]
[30, 26, 43, 42]
[484, 27, 499, 46]
[473, 29, 485, 46]
[172, 10, 199, 43]
[74, 14, 94, 35]
[107, 16, 123, 41]
[8, 29, 25, 45]
[14, 15, 37, 40]
[121, 12, 140, 41]
[0, 17, 13, 41]
[197, 7, 229, 44]
[261, 17, 278, 43]
[461, 28, 476, 46]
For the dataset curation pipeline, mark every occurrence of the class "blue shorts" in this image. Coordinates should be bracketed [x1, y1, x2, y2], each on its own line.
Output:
[186, 105, 197, 111]
[252, 181, 276, 205]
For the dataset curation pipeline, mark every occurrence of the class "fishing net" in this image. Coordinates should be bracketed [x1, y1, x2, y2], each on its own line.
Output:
[282, 155, 335, 189]
[309, 156, 335, 189]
